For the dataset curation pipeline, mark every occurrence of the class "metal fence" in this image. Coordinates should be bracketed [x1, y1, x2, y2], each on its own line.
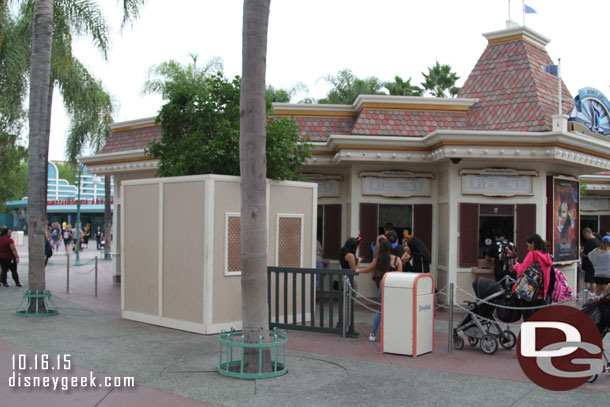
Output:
[267, 267, 358, 337]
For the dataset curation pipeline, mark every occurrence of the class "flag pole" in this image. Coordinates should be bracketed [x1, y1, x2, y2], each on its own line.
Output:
[508, 0, 511, 21]
[522, 0, 525, 26]
[558, 58, 562, 114]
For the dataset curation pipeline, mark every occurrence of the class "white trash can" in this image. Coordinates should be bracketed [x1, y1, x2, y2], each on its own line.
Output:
[381, 272, 435, 357]
[12, 231, 24, 246]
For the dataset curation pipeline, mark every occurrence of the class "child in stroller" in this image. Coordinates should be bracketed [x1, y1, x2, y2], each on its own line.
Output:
[453, 277, 517, 354]
[583, 292, 610, 383]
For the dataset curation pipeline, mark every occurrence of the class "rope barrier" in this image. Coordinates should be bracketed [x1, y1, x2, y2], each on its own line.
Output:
[453, 284, 585, 310]
[70, 257, 97, 267]
[345, 279, 381, 306]
[72, 266, 96, 275]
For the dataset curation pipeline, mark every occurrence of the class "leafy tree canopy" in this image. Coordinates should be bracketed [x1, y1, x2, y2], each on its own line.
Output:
[0, 133, 27, 211]
[421, 61, 460, 98]
[55, 162, 77, 185]
[384, 75, 423, 96]
[144, 57, 311, 180]
[318, 69, 384, 105]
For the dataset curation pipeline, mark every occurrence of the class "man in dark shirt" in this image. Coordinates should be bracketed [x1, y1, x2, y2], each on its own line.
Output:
[485, 230, 516, 285]
[581, 227, 599, 292]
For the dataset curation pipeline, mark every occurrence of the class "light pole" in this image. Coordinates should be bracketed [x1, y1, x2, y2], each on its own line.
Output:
[73, 163, 83, 266]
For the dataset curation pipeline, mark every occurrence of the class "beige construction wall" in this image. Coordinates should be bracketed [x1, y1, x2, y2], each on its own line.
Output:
[123, 183, 159, 314]
[121, 175, 316, 334]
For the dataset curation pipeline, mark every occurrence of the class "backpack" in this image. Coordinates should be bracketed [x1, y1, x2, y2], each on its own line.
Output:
[45, 240, 52, 258]
[513, 251, 544, 302]
[498, 239, 517, 272]
[551, 267, 573, 302]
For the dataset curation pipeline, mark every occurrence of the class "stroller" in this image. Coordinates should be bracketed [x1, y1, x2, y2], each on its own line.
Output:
[453, 277, 517, 354]
[583, 293, 610, 383]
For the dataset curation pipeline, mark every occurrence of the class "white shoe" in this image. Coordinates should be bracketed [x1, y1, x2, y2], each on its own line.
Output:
[368, 333, 376, 342]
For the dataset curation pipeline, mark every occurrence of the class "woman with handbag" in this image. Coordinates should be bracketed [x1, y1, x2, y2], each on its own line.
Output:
[512, 233, 553, 321]
[356, 236, 402, 342]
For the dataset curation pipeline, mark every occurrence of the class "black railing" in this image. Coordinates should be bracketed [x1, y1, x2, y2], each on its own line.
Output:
[267, 267, 357, 337]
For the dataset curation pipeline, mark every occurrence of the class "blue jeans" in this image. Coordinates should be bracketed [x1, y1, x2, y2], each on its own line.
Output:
[372, 284, 382, 335]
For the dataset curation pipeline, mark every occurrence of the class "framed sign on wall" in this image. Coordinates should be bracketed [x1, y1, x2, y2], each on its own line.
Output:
[552, 177, 580, 262]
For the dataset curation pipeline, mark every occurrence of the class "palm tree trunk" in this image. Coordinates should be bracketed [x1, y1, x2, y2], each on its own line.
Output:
[27, 0, 53, 305]
[104, 175, 111, 260]
[240, 0, 271, 373]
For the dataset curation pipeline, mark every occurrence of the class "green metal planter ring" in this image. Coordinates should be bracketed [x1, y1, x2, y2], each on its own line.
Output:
[16, 290, 59, 317]
[218, 327, 287, 379]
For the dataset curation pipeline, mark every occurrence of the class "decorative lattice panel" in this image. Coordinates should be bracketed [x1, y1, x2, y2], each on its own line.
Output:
[277, 217, 302, 267]
[227, 215, 241, 273]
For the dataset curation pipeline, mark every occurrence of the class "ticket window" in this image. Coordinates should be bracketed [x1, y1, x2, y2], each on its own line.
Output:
[360, 203, 432, 262]
[378, 204, 413, 240]
[479, 205, 514, 259]
[580, 215, 598, 236]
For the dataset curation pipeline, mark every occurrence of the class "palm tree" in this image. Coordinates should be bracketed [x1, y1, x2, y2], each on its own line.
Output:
[240, 0, 271, 373]
[27, 0, 53, 306]
[318, 68, 384, 104]
[384, 75, 423, 96]
[26, 0, 144, 308]
[421, 61, 460, 98]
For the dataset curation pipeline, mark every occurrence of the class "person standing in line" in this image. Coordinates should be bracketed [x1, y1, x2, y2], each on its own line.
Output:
[581, 227, 600, 294]
[512, 233, 553, 321]
[339, 237, 362, 270]
[0, 226, 22, 287]
[403, 236, 430, 273]
[587, 235, 610, 297]
[485, 230, 517, 284]
[356, 237, 402, 342]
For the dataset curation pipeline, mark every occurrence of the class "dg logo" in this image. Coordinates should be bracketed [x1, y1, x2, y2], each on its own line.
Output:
[517, 305, 604, 391]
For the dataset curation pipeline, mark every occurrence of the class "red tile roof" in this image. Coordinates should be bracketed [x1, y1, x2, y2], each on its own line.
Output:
[352, 109, 467, 137]
[100, 125, 162, 154]
[294, 116, 356, 142]
[458, 39, 574, 132]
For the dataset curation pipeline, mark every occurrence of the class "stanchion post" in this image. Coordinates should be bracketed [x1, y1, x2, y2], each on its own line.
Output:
[66, 254, 70, 293]
[95, 257, 98, 298]
[342, 276, 347, 338]
[448, 282, 454, 354]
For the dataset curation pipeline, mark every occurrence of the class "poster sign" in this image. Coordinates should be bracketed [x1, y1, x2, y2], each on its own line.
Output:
[553, 178, 579, 262]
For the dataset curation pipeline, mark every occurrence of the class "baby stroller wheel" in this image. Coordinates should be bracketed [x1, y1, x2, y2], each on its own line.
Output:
[468, 337, 479, 346]
[499, 330, 517, 350]
[587, 374, 598, 383]
[453, 335, 464, 350]
[480, 334, 498, 354]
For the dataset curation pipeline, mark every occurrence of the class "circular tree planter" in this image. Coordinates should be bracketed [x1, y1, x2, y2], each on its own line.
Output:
[16, 290, 59, 317]
[218, 328, 287, 379]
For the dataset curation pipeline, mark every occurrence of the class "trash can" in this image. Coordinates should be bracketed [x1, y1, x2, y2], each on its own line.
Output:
[381, 272, 435, 356]
[12, 231, 24, 246]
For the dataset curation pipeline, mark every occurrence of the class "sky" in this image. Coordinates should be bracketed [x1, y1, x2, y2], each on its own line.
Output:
[45, 0, 610, 161]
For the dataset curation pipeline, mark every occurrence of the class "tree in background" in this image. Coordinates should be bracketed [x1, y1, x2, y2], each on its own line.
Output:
[144, 56, 311, 180]
[0, 4, 29, 212]
[421, 61, 460, 97]
[318, 69, 384, 105]
[55, 162, 76, 185]
[384, 75, 423, 96]
[25, 0, 144, 307]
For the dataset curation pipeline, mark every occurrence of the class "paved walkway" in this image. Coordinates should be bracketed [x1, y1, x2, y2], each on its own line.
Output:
[0, 239, 608, 406]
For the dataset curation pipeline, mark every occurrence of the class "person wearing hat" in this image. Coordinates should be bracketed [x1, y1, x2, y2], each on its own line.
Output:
[587, 235, 610, 297]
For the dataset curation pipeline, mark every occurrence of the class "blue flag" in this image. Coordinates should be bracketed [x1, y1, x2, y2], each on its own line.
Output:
[542, 65, 558, 76]
[524, 4, 537, 14]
